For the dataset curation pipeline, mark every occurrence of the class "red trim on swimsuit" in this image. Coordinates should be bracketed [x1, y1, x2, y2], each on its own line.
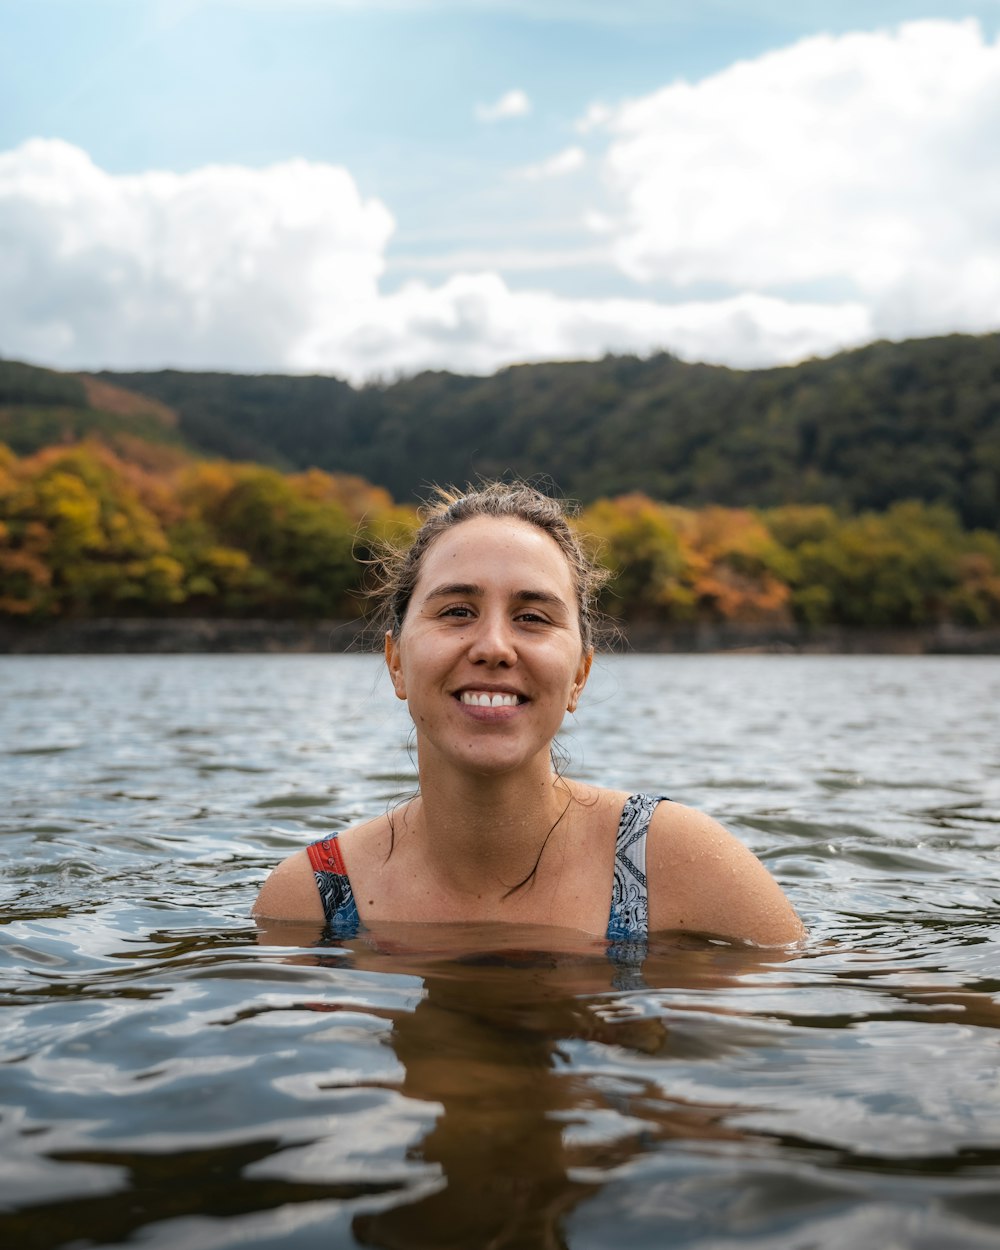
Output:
[307, 838, 348, 875]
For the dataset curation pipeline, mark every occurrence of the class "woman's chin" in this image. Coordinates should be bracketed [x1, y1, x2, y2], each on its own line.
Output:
[429, 740, 550, 779]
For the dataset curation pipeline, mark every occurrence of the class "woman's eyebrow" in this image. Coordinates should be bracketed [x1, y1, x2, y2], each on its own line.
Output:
[421, 584, 567, 609]
[511, 589, 567, 609]
[423, 582, 483, 601]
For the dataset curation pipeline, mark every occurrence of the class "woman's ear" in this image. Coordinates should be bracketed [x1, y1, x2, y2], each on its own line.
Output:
[385, 631, 407, 701]
[567, 648, 594, 713]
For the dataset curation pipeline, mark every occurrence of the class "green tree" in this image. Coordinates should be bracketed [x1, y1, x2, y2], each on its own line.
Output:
[581, 494, 696, 621]
[0, 443, 185, 616]
[792, 502, 964, 627]
[200, 465, 360, 616]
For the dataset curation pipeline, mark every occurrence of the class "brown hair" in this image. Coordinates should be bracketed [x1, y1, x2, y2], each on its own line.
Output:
[371, 480, 609, 651]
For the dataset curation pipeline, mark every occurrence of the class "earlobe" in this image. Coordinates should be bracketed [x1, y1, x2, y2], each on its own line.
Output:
[567, 648, 594, 713]
[384, 631, 407, 701]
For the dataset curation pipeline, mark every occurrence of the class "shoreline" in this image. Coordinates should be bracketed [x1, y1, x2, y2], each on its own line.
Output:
[2, 617, 1000, 655]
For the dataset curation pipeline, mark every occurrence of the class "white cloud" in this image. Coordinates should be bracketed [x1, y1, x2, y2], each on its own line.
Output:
[388, 244, 608, 272]
[0, 137, 870, 381]
[515, 145, 586, 180]
[298, 274, 871, 380]
[475, 88, 532, 122]
[576, 101, 612, 133]
[0, 138, 394, 374]
[595, 18, 1000, 341]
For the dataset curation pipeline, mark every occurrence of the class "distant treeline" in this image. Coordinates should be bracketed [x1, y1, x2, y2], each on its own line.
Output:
[2, 440, 999, 629]
[93, 331, 1000, 531]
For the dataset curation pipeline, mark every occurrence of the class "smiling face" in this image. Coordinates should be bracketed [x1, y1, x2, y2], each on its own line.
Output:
[385, 514, 593, 779]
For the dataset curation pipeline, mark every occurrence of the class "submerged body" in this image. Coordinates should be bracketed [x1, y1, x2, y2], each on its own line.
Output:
[255, 491, 804, 947]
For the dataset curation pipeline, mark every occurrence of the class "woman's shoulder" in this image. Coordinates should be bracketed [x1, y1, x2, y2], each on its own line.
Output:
[573, 787, 671, 828]
[645, 800, 806, 946]
[252, 812, 390, 922]
[252, 847, 321, 921]
[568, 783, 645, 813]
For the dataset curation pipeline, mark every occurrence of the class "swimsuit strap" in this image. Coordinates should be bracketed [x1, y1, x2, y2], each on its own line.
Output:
[307, 834, 361, 936]
[606, 793, 667, 942]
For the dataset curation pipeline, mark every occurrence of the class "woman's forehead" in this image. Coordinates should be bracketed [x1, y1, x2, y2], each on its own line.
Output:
[415, 516, 574, 590]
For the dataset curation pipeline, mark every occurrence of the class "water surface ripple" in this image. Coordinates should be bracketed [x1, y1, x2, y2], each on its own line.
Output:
[1, 654, 999, 1249]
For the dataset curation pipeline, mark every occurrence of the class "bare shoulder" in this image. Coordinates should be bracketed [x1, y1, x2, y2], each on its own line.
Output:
[252, 813, 390, 922]
[647, 801, 805, 947]
[252, 849, 323, 921]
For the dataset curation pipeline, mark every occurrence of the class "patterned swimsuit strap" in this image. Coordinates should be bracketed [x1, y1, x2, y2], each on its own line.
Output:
[607, 793, 666, 942]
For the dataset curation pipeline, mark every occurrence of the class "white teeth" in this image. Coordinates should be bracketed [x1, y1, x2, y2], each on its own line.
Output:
[461, 691, 518, 708]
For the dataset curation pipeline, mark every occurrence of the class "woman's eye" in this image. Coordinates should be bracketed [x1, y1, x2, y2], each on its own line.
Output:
[440, 605, 473, 618]
[516, 611, 548, 624]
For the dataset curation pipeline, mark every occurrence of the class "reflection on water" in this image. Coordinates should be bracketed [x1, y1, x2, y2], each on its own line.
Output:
[340, 932, 757, 1250]
[2, 655, 1000, 1248]
[246, 922, 783, 1249]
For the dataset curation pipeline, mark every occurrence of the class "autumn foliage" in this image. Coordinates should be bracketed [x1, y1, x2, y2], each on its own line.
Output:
[2, 439, 999, 629]
[0, 441, 413, 620]
[581, 494, 1000, 628]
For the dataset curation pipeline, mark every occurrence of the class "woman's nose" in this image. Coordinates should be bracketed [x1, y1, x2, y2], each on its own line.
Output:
[467, 613, 517, 665]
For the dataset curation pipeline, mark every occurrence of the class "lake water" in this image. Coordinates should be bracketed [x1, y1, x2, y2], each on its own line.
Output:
[1, 653, 999, 1250]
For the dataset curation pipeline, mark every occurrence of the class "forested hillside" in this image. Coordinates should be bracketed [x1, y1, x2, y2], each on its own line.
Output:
[2, 340, 1000, 634]
[0, 359, 187, 460]
[101, 332, 1000, 529]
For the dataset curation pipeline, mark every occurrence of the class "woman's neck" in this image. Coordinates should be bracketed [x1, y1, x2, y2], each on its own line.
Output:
[407, 758, 574, 900]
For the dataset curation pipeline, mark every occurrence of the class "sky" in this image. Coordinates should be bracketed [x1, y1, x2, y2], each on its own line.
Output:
[2, 0, 1000, 382]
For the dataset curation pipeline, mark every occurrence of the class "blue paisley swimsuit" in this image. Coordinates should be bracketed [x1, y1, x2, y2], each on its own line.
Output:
[307, 793, 667, 942]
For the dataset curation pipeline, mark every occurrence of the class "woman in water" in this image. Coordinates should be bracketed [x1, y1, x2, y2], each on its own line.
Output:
[254, 481, 804, 946]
